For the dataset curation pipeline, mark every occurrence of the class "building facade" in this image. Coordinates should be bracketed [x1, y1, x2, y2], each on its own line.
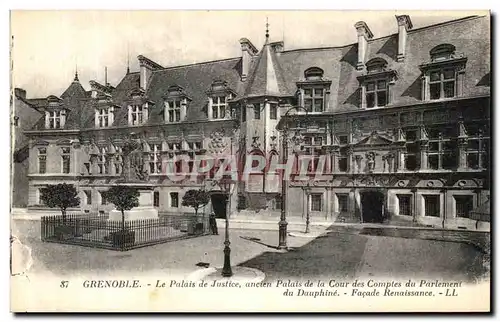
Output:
[19, 14, 490, 229]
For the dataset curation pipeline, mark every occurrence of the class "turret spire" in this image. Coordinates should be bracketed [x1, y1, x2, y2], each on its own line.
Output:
[265, 17, 269, 43]
[74, 64, 79, 82]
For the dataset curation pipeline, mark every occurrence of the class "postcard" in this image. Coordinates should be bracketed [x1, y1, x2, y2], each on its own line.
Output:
[10, 10, 491, 312]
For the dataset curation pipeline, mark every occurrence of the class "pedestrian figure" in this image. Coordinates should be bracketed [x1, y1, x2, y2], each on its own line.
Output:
[209, 213, 218, 235]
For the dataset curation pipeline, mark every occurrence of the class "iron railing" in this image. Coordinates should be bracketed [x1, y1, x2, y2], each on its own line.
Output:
[41, 213, 210, 251]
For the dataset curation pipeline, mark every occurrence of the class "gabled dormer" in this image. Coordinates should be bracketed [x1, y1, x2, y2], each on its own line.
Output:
[296, 67, 332, 113]
[206, 80, 237, 120]
[163, 85, 191, 123]
[44, 95, 67, 129]
[419, 44, 467, 101]
[127, 88, 154, 126]
[94, 92, 121, 128]
[357, 58, 398, 109]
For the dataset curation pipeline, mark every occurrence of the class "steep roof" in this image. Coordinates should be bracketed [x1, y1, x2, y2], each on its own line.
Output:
[243, 41, 291, 98]
[61, 73, 87, 99]
[29, 15, 490, 132]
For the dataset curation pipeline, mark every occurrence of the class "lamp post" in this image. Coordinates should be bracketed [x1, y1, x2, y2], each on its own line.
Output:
[304, 181, 311, 234]
[219, 177, 234, 277]
[278, 106, 309, 249]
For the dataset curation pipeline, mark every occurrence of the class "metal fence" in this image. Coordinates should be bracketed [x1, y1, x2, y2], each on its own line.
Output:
[41, 213, 211, 251]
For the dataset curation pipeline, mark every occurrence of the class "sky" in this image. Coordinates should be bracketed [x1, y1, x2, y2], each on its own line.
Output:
[10, 10, 486, 98]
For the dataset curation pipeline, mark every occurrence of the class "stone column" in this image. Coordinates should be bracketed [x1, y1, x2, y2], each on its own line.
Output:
[419, 142, 429, 171]
[325, 187, 332, 220]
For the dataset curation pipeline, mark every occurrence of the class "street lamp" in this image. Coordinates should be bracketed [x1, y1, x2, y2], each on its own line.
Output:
[216, 176, 234, 277]
[304, 181, 312, 234]
[278, 106, 309, 250]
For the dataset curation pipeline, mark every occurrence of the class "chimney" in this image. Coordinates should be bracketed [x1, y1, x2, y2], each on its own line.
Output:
[14, 88, 26, 99]
[137, 55, 163, 90]
[239, 38, 258, 81]
[354, 21, 374, 71]
[396, 15, 413, 62]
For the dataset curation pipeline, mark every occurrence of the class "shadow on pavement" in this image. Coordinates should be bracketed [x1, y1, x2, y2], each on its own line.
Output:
[238, 230, 369, 282]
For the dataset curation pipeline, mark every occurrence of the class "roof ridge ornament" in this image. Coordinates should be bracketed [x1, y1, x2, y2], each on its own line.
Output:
[265, 17, 269, 43]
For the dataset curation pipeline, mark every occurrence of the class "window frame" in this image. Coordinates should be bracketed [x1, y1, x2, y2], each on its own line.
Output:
[97, 107, 111, 128]
[170, 192, 179, 208]
[337, 194, 349, 213]
[130, 105, 144, 125]
[365, 79, 388, 108]
[211, 95, 227, 120]
[423, 194, 440, 218]
[310, 193, 323, 212]
[166, 99, 182, 123]
[303, 87, 325, 113]
[97, 147, 109, 175]
[148, 143, 162, 174]
[38, 147, 47, 174]
[427, 126, 457, 170]
[428, 68, 456, 100]
[397, 194, 412, 216]
[454, 195, 473, 219]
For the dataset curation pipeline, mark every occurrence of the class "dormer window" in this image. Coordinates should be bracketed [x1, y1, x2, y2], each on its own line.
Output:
[164, 85, 191, 123]
[297, 67, 331, 113]
[357, 58, 397, 109]
[420, 44, 467, 101]
[96, 107, 112, 128]
[429, 68, 456, 99]
[129, 105, 145, 125]
[167, 99, 181, 122]
[47, 110, 62, 129]
[304, 88, 325, 112]
[212, 95, 227, 119]
[206, 80, 235, 120]
[366, 80, 387, 108]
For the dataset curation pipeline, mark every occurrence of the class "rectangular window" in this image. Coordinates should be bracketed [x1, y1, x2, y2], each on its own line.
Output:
[397, 194, 412, 216]
[454, 195, 473, 219]
[212, 96, 227, 120]
[427, 128, 457, 170]
[304, 88, 324, 112]
[38, 148, 47, 174]
[130, 105, 144, 125]
[429, 68, 456, 100]
[254, 105, 261, 120]
[466, 136, 489, 170]
[337, 194, 349, 212]
[166, 100, 181, 122]
[48, 110, 62, 129]
[97, 147, 109, 175]
[170, 192, 179, 208]
[61, 147, 71, 174]
[153, 191, 160, 207]
[188, 141, 203, 150]
[148, 144, 162, 174]
[84, 190, 92, 205]
[311, 193, 322, 212]
[97, 108, 110, 127]
[270, 104, 278, 120]
[365, 80, 388, 108]
[424, 195, 440, 217]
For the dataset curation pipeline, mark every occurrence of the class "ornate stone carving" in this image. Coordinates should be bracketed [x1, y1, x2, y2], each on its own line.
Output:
[208, 129, 228, 154]
[353, 155, 363, 173]
[382, 152, 395, 172]
[365, 152, 376, 172]
[120, 139, 149, 182]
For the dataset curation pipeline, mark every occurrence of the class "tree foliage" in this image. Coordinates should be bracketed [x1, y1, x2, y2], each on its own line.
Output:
[181, 189, 210, 215]
[102, 186, 140, 213]
[40, 184, 80, 218]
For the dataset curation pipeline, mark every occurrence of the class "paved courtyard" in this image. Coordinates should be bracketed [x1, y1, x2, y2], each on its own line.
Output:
[11, 219, 489, 283]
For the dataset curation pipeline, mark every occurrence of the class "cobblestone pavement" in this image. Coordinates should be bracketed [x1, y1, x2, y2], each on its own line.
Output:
[11, 219, 488, 282]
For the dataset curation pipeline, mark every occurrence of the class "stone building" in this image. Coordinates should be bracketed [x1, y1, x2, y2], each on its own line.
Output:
[19, 14, 490, 229]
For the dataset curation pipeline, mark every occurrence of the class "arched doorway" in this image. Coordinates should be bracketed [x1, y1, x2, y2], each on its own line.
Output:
[361, 190, 385, 223]
[211, 193, 228, 219]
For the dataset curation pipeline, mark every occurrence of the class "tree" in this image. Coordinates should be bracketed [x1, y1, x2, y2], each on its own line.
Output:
[181, 189, 210, 216]
[40, 183, 80, 222]
[102, 186, 139, 230]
